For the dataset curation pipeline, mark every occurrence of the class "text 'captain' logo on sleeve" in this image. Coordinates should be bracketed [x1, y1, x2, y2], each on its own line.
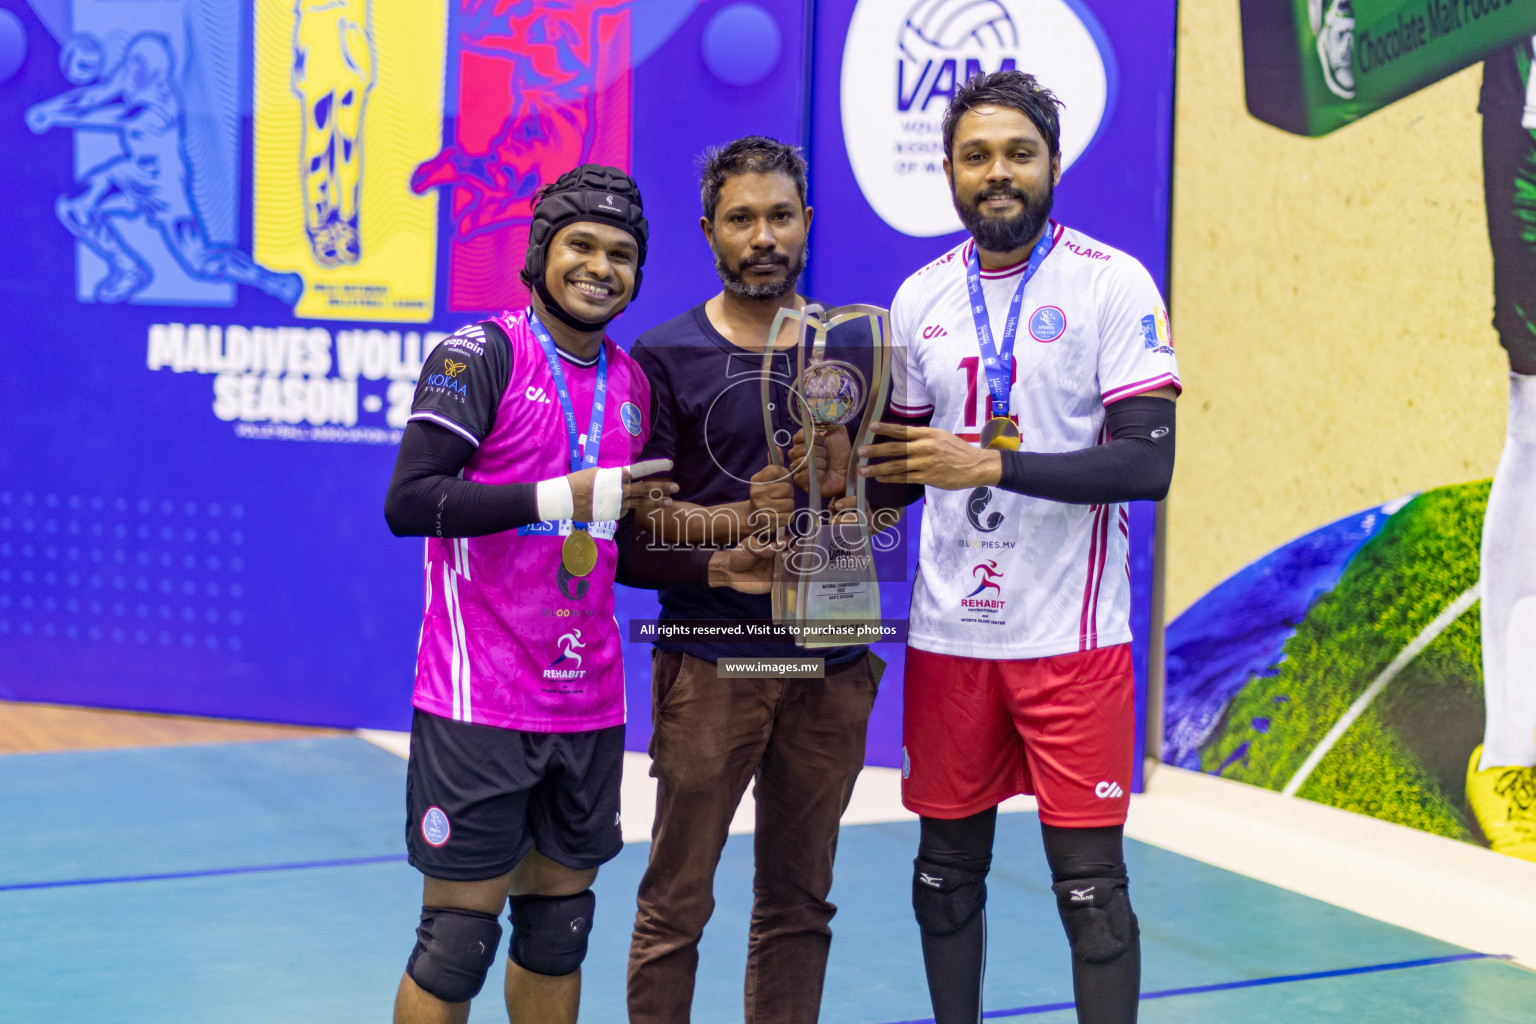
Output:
[839, 0, 1113, 238]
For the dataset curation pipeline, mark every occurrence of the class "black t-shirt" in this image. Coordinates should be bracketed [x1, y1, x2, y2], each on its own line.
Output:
[633, 302, 876, 665]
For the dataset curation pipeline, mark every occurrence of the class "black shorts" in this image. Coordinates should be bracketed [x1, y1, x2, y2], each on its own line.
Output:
[405, 709, 625, 881]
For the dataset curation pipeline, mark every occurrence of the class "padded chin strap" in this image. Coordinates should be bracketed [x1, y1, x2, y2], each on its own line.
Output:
[532, 277, 613, 332]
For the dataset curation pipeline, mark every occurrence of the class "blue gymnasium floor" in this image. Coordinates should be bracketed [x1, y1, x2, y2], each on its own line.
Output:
[1, 737, 1533, 1023]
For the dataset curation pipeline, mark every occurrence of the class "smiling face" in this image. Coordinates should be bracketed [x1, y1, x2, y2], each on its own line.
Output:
[541, 220, 640, 324]
[944, 104, 1060, 256]
[702, 171, 812, 302]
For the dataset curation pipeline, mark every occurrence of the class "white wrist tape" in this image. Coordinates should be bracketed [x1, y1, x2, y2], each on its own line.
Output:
[536, 477, 575, 522]
[592, 466, 626, 521]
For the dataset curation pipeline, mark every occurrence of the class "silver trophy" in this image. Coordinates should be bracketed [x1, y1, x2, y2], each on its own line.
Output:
[761, 303, 893, 649]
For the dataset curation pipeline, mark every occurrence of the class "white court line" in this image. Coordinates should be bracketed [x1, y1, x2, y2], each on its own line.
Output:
[356, 728, 410, 759]
[358, 730, 1028, 842]
[1282, 583, 1482, 797]
[1131, 763, 1536, 969]
[358, 731, 1536, 968]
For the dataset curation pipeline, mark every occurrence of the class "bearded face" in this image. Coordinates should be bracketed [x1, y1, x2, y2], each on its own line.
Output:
[944, 104, 1059, 256]
[952, 175, 1055, 255]
[712, 238, 807, 301]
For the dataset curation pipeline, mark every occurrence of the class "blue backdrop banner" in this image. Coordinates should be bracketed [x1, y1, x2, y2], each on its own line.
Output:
[0, 0, 1175, 780]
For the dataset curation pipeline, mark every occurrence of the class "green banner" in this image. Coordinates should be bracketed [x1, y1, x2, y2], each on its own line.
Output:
[1241, 0, 1536, 136]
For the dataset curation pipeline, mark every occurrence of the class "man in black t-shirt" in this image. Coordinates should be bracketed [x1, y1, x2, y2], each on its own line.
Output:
[624, 137, 883, 1024]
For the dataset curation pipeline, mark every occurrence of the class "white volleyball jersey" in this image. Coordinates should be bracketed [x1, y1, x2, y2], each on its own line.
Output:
[890, 223, 1181, 660]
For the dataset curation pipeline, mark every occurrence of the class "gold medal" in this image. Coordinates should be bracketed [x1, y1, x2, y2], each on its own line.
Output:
[561, 529, 598, 578]
[979, 416, 1021, 451]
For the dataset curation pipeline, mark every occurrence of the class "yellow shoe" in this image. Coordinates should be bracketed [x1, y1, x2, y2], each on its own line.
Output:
[1466, 746, 1536, 862]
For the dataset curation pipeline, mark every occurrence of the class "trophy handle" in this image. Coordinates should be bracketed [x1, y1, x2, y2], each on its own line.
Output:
[788, 305, 892, 650]
[763, 303, 826, 631]
[763, 306, 799, 627]
[763, 306, 801, 472]
[792, 304, 825, 632]
[796, 302, 826, 515]
[821, 306, 893, 515]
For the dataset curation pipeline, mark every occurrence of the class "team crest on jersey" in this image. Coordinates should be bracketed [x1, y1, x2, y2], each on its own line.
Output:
[620, 401, 642, 437]
[421, 807, 451, 847]
[1139, 308, 1173, 354]
[1029, 306, 1066, 342]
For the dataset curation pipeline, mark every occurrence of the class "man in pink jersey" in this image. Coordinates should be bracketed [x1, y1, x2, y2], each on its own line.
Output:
[382, 164, 770, 1024]
[858, 73, 1180, 1024]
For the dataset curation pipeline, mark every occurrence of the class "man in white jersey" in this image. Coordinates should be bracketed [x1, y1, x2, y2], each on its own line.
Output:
[859, 72, 1180, 1024]
[382, 164, 771, 1024]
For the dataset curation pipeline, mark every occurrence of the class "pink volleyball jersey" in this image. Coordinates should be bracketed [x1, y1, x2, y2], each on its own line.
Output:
[406, 310, 652, 732]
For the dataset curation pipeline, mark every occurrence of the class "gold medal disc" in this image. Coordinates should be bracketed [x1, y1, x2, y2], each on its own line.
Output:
[979, 416, 1021, 451]
[561, 529, 598, 578]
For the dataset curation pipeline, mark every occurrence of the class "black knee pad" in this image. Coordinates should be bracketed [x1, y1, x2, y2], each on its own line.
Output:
[912, 857, 987, 937]
[406, 906, 503, 1003]
[1052, 871, 1139, 964]
[507, 889, 595, 977]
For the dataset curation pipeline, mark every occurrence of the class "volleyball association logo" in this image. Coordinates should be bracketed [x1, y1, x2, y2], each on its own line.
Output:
[898, 0, 1017, 62]
[840, 0, 1115, 238]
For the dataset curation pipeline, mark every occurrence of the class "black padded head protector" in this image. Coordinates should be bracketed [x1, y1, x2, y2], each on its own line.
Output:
[522, 164, 648, 328]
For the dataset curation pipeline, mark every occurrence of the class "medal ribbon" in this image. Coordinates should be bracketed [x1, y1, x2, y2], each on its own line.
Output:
[965, 222, 1058, 421]
[527, 308, 608, 530]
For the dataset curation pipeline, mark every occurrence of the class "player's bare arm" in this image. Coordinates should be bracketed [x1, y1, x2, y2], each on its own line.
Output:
[705, 531, 786, 594]
[859, 420, 1004, 491]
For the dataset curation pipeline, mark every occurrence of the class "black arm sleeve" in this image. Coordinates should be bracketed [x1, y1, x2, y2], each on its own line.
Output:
[866, 409, 932, 508]
[996, 395, 1175, 504]
[383, 421, 542, 538]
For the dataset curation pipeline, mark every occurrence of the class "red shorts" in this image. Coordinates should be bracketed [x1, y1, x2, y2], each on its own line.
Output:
[901, 643, 1134, 827]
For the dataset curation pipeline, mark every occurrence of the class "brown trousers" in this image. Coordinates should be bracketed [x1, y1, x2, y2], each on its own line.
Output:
[627, 650, 879, 1024]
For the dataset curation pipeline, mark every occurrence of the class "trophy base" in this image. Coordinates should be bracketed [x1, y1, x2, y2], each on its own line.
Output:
[786, 520, 882, 650]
